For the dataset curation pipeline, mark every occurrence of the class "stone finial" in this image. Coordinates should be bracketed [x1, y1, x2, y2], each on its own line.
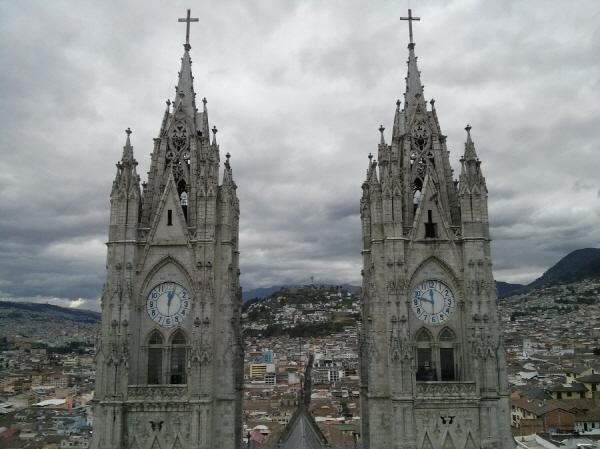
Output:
[125, 128, 132, 136]
[465, 124, 472, 134]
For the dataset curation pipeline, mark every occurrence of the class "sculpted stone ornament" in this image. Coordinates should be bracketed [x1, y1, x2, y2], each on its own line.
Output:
[120, 342, 130, 368]
[416, 382, 477, 399]
[106, 341, 118, 366]
[128, 385, 188, 400]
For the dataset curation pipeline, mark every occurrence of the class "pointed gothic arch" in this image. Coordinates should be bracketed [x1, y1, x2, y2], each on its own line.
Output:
[415, 326, 436, 381]
[421, 432, 435, 449]
[127, 436, 142, 449]
[414, 325, 459, 382]
[148, 329, 165, 345]
[415, 327, 433, 342]
[409, 255, 461, 294]
[441, 432, 457, 449]
[138, 255, 194, 305]
[169, 329, 188, 345]
[145, 328, 189, 386]
[438, 327, 456, 341]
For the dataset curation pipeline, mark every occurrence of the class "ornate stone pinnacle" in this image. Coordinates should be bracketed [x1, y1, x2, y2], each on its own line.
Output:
[465, 124, 472, 133]
[212, 126, 218, 135]
[203, 97, 207, 105]
[379, 125, 385, 134]
[125, 128, 132, 136]
[368, 153, 373, 161]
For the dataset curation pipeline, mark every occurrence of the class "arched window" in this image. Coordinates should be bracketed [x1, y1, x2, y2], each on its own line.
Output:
[147, 331, 163, 384]
[169, 331, 187, 384]
[439, 328, 456, 381]
[415, 328, 436, 381]
[415, 327, 458, 382]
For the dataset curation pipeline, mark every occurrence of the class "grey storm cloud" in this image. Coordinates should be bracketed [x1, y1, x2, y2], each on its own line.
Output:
[1, 0, 600, 311]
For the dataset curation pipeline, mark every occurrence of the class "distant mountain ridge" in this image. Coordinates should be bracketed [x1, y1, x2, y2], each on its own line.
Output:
[242, 283, 360, 302]
[530, 248, 600, 287]
[243, 248, 600, 301]
[496, 281, 524, 297]
[0, 300, 101, 323]
[501, 248, 600, 297]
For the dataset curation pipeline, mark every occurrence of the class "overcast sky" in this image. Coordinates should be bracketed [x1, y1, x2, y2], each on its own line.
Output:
[1, 1, 599, 312]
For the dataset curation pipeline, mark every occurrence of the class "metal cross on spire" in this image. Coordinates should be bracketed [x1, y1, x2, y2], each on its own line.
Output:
[400, 8, 421, 44]
[178, 9, 199, 49]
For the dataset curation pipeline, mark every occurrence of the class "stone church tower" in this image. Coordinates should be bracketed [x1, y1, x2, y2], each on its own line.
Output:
[90, 11, 242, 449]
[359, 11, 514, 449]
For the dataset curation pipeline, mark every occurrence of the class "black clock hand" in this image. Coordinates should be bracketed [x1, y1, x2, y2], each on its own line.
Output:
[167, 290, 176, 315]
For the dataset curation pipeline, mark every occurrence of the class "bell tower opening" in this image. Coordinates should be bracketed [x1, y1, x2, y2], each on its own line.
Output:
[425, 209, 437, 238]
[178, 179, 188, 221]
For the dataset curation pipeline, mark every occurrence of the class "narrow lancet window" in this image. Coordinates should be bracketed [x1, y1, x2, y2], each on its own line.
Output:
[180, 191, 188, 221]
[170, 331, 187, 384]
[147, 332, 164, 384]
[415, 329, 436, 381]
[439, 328, 456, 381]
[425, 209, 437, 238]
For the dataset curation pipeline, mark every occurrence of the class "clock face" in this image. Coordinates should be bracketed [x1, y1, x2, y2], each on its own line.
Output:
[411, 280, 455, 325]
[146, 282, 191, 327]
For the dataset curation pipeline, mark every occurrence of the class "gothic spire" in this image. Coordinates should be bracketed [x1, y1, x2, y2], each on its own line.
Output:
[121, 128, 134, 166]
[211, 125, 218, 146]
[222, 152, 233, 185]
[111, 129, 140, 208]
[173, 46, 197, 124]
[365, 153, 378, 184]
[158, 99, 171, 137]
[392, 99, 404, 139]
[460, 125, 484, 186]
[198, 97, 209, 139]
[379, 125, 386, 146]
[404, 42, 427, 121]
[463, 124, 478, 161]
